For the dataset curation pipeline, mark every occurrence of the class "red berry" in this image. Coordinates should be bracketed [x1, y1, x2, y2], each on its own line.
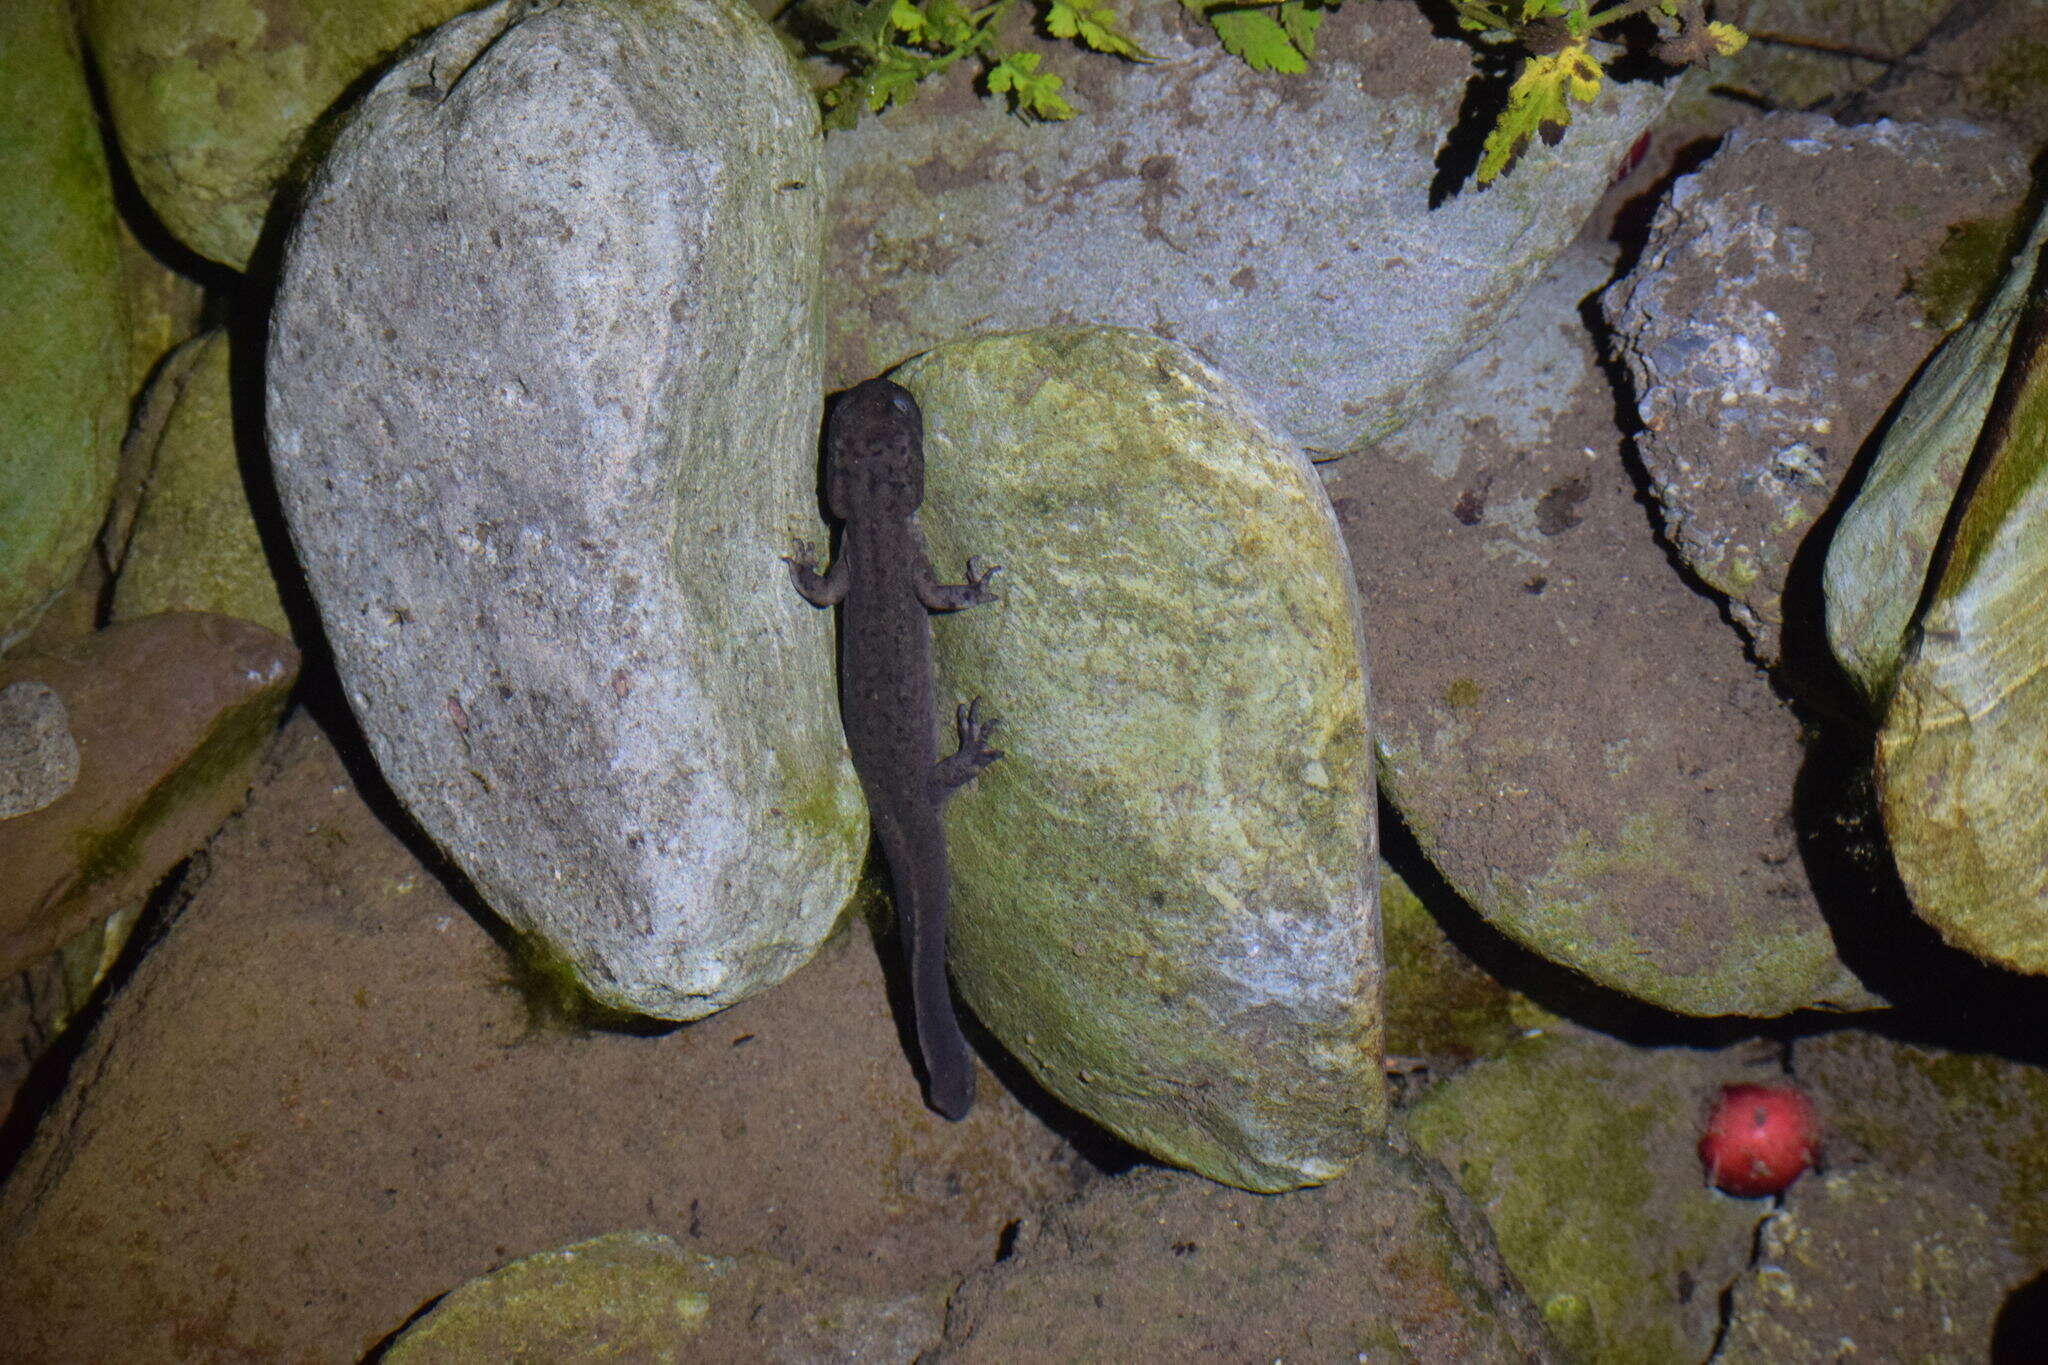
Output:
[1699, 1083, 1819, 1197]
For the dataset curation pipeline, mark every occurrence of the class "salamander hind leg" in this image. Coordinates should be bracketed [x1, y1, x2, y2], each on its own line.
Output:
[931, 697, 1002, 802]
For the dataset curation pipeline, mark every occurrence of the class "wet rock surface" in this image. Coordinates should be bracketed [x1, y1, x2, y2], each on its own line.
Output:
[897, 326, 1383, 1191]
[1717, 1165, 2027, 1363]
[0, 716, 1088, 1359]
[1605, 114, 2031, 662]
[824, 1, 1669, 455]
[267, 0, 863, 1020]
[1825, 203, 2048, 706]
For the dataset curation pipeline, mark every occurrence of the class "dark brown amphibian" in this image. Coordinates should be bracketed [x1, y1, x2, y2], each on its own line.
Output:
[786, 378, 1001, 1120]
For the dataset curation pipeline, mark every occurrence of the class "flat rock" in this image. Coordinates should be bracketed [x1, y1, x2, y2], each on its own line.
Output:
[825, 2, 1670, 455]
[389, 1229, 952, 1363]
[938, 1149, 1558, 1362]
[78, 0, 475, 270]
[1604, 114, 2030, 663]
[386, 1231, 730, 1363]
[0, 0, 128, 651]
[1403, 1025, 1771, 1362]
[896, 327, 1383, 1191]
[1826, 203, 2048, 705]
[1843, 0, 2048, 147]
[0, 612, 297, 977]
[110, 330, 291, 635]
[1717, 1165, 2026, 1363]
[1794, 1028, 2048, 1267]
[0, 716, 1087, 1359]
[1326, 240, 1875, 1015]
[267, 0, 863, 1019]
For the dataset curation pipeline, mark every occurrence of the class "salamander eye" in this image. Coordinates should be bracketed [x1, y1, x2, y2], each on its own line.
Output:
[891, 392, 915, 413]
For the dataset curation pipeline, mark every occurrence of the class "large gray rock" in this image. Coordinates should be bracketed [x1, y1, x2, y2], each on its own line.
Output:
[825, 3, 1671, 456]
[1327, 240, 1875, 1015]
[1605, 115, 2030, 663]
[266, 0, 863, 1020]
[895, 327, 1383, 1191]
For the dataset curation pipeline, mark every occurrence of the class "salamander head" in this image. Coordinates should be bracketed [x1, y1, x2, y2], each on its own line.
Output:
[826, 378, 924, 522]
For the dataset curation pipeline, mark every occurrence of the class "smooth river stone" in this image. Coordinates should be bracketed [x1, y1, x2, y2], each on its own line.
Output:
[0, 0, 129, 652]
[895, 326, 1383, 1192]
[1827, 203, 2048, 707]
[79, 0, 475, 270]
[826, 1, 1670, 456]
[1328, 240, 1875, 1015]
[1877, 271, 2048, 975]
[266, 0, 863, 1019]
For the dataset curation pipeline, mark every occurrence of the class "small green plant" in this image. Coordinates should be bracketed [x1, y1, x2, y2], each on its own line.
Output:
[1451, 1, 1746, 182]
[796, 0, 1748, 185]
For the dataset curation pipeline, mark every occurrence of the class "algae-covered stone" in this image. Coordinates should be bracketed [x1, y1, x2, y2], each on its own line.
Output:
[941, 1149, 1557, 1361]
[79, 0, 475, 270]
[0, 0, 129, 652]
[110, 331, 290, 635]
[826, 2, 1670, 456]
[1403, 1027, 1769, 1363]
[0, 613, 297, 977]
[1876, 263, 2048, 974]
[385, 1232, 725, 1364]
[267, 0, 862, 1020]
[894, 327, 1382, 1191]
[1379, 860, 1521, 1070]
[1717, 1166, 2026, 1363]
[1827, 204, 2048, 707]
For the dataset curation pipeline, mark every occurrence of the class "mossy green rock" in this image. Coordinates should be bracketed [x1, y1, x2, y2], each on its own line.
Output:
[1876, 260, 2048, 974]
[1827, 205, 2048, 707]
[0, 0, 129, 652]
[80, 0, 475, 270]
[111, 331, 290, 635]
[1404, 1028, 1768, 1363]
[1379, 861, 1521, 1069]
[385, 1232, 725, 1363]
[894, 327, 1383, 1192]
